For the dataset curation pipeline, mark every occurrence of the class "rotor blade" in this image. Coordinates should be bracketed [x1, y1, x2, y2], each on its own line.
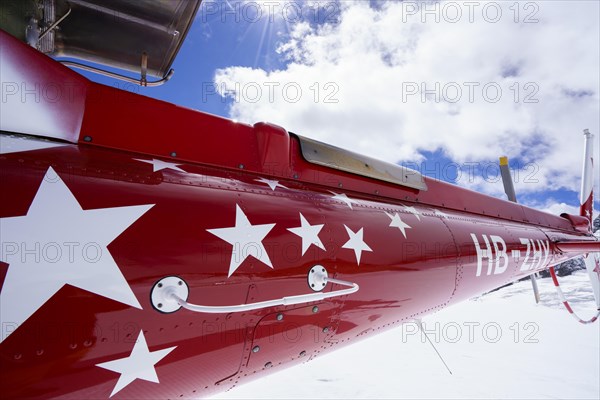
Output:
[531, 272, 541, 303]
[499, 156, 540, 302]
[499, 156, 517, 202]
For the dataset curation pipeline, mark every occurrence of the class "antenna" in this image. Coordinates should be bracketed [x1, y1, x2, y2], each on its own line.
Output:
[415, 318, 453, 375]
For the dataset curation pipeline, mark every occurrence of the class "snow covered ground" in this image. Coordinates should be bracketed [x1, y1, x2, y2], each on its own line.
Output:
[212, 271, 600, 399]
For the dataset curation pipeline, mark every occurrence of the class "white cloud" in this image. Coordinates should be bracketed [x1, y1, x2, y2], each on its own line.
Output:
[214, 0, 600, 202]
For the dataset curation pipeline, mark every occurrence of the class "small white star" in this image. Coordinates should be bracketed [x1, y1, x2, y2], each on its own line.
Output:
[329, 191, 359, 210]
[207, 205, 276, 277]
[0, 167, 151, 343]
[342, 225, 373, 265]
[96, 330, 176, 398]
[255, 177, 288, 191]
[432, 209, 450, 219]
[0, 134, 68, 154]
[385, 212, 412, 238]
[403, 205, 421, 221]
[134, 158, 186, 173]
[287, 213, 325, 256]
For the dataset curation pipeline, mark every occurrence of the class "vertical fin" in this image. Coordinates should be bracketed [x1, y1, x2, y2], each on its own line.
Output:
[580, 129, 594, 224]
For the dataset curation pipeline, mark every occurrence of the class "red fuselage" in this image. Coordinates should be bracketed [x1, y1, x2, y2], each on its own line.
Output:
[0, 30, 595, 399]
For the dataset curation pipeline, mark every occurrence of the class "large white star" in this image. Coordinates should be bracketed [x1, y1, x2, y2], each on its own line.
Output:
[0, 167, 152, 343]
[287, 213, 325, 256]
[133, 158, 186, 173]
[329, 191, 359, 209]
[0, 134, 68, 154]
[96, 330, 176, 398]
[403, 205, 421, 221]
[342, 225, 373, 265]
[207, 205, 276, 277]
[254, 177, 288, 191]
[385, 212, 412, 238]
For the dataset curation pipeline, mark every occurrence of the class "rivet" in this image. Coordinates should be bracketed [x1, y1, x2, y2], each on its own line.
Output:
[323, 327, 329, 333]
[239, 164, 245, 169]
[299, 350, 306, 357]
[311, 283, 315, 288]
[171, 152, 177, 157]
[321, 268, 325, 273]
[158, 283, 163, 288]
[14, 353, 22, 360]
[36, 349, 44, 356]
[293, 174, 299, 179]
[178, 281, 183, 286]
[158, 303, 163, 308]
[264, 362, 272, 368]
[276, 313, 284, 321]
[83, 340, 92, 347]
[338, 182, 343, 187]
[312, 306, 319, 313]
[83, 135, 92, 142]
[252, 345, 260, 353]
[69, 343, 77, 350]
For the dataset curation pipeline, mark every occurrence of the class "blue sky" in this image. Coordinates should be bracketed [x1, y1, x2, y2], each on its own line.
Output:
[74, 1, 599, 216]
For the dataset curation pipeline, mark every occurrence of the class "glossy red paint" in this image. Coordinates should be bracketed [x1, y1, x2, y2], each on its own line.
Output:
[0, 29, 597, 399]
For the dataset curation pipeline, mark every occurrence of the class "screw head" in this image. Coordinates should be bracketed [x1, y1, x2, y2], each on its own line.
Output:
[178, 281, 183, 286]
[264, 362, 273, 368]
[299, 350, 306, 357]
[276, 313, 284, 321]
[252, 345, 260, 353]
[157, 303, 163, 308]
[83, 136, 92, 142]
[170, 152, 177, 157]
[239, 164, 245, 169]
[322, 327, 329, 333]
[158, 283, 163, 288]
[312, 306, 319, 313]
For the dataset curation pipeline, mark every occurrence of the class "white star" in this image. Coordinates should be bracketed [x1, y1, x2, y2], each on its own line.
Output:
[134, 158, 186, 173]
[432, 209, 450, 219]
[287, 213, 325, 256]
[255, 177, 288, 191]
[0, 134, 68, 154]
[342, 225, 373, 265]
[385, 212, 412, 238]
[403, 205, 421, 221]
[0, 168, 152, 343]
[96, 330, 176, 397]
[207, 205, 276, 277]
[329, 191, 359, 209]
